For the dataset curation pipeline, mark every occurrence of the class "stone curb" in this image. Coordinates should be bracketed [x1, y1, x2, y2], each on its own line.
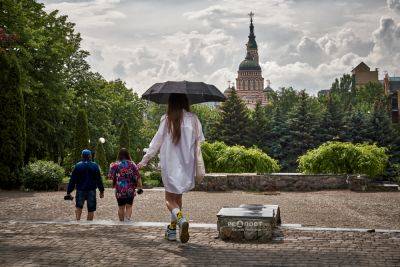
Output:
[2, 220, 400, 233]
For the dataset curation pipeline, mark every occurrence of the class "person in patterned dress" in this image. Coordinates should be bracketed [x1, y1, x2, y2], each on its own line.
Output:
[108, 148, 142, 221]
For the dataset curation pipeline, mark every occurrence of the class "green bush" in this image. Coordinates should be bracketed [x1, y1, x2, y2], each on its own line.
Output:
[201, 141, 228, 172]
[202, 141, 280, 173]
[22, 160, 65, 191]
[141, 171, 163, 187]
[298, 142, 388, 178]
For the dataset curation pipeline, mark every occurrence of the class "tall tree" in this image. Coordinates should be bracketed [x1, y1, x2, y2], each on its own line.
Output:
[95, 141, 107, 175]
[0, 52, 25, 189]
[2, 0, 82, 162]
[316, 94, 344, 143]
[342, 110, 371, 143]
[367, 100, 399, 181]
[285, 90, 318, 171]
[73, 109, 90, 162]
[355, 82, 386, 113]
[330, 74, 355, 111]
[267, 104, 289, 166]
[119, 121, 130, 151]
[250, 102, 271, 152]
[215, 89, 251, 146]
[368, 100, 394, 147]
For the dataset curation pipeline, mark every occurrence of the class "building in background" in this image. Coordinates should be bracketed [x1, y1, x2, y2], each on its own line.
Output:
[351, 62, 379, 88]
[383, 73, 400, 123]
[317, 62, 399, 123]
[225, 12, 268, 109]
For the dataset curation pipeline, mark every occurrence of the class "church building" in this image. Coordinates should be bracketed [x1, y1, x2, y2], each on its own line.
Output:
[225, 12, 268, 109]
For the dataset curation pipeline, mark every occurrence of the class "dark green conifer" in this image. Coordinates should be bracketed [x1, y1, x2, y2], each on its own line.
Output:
[0, 52, 26, 188]
[216, 89, 251, 146]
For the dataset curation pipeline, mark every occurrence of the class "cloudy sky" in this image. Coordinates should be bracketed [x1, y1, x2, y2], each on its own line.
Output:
[40, 0, 400, 95]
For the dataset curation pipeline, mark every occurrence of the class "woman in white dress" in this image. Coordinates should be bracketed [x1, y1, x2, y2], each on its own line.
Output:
[137, 93, 204, 243]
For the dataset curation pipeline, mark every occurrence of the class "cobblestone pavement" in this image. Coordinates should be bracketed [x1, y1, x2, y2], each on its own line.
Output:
[0, 221, 399, 266]
[1, 189, 399, 229]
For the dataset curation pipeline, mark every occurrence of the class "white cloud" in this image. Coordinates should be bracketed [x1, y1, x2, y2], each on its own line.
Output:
[44, 0, 126, 29]
[262, 53, 363, 94]
[369, 17, 400, 74]
[41, 0, 400, 95]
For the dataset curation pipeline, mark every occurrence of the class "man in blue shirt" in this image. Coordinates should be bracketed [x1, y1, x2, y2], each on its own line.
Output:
[66, 149, 105, 220]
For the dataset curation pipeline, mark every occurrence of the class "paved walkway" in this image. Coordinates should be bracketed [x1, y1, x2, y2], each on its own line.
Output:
[1, 221, 399, 266]
[1, 189, 400, 266]
[1, 189, 400, 229]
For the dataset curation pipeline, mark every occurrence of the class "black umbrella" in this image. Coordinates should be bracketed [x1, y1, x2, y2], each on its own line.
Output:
[141, 81, 226, 104]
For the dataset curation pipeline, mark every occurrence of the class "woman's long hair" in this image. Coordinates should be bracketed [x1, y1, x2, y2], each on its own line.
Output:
[117, 148, 132, 161]
[167, 93, 190, 144]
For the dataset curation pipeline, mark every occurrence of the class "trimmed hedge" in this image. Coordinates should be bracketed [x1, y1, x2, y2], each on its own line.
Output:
[202, 141, 280, 173]
[298, 142, 388, 178]
[22, 160, 65, 191]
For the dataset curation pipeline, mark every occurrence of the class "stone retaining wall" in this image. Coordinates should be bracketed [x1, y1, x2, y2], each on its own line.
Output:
[195, 173, 364, 192]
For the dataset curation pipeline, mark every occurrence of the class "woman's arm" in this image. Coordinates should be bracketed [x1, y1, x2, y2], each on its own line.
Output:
[139, 115, 166, 167]
[134, 166, 143, 189]
[195, 115, 205, 143]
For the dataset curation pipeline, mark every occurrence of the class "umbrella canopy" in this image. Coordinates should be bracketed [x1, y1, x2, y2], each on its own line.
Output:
[141, 81, 226, 104]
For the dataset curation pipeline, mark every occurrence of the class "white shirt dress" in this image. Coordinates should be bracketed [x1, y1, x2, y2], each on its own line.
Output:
[140, 111, 205, 194]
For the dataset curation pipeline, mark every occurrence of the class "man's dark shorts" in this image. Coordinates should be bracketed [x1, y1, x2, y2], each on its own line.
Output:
[117, 197, 133, 206]
[76, 190, 97, 212]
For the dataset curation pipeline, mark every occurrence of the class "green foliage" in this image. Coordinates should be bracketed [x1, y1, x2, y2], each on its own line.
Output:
[119, 121, 130, 151]
[342, 111, 371, 143]
[390, 163, 400, 184]
[22, 160, 64, 191]
[102, 177, 113, 188]
[250, 103, 271, 152]
[355, 82, 386, 113]
[214, 89, 251, 146]
[368, 100, 395, 147]
[330, 74, 355, 111]
[284, 90, 319, 170]
[192, 104, 221, 141]
[1, 1, 146, 167]
[2, 0, 399, 181]
[95, 142, 107, 175]
[141, 171, 163, 187]
[0, 52, 25, 189]
[201, 141, 228, 172]
[317, 95, 344, 142]
[202, 142, 280, 173]
[73, 109, 89, 162]
[298, 142, 388, 178]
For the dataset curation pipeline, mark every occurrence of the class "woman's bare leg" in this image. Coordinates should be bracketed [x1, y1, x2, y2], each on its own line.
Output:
[118, 205, 125, 221]
[176, 194, 182, 210]
[125, 204, 132, 220]
[165, 191, 180, 212]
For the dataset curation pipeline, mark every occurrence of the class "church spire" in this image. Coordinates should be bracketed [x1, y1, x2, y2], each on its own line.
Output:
[247, 11, 257, 50]
[248, 12, 255, 39]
